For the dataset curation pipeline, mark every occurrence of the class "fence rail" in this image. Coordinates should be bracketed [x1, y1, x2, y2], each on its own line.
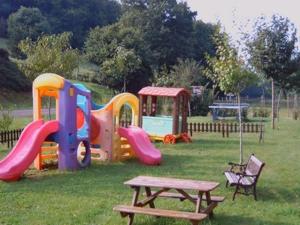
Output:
[0, 129, 23, 148]
[187, 122, 264, 142]
[0, 121, 264, 148]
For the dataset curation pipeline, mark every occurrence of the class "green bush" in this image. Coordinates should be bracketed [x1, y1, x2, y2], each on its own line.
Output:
[190, 90, 214, 116]
[252, 107, 270, 118]
[0, 105, 14, 130]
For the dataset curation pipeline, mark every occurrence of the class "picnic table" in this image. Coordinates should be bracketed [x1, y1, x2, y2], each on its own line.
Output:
[114, 176, 224, 225]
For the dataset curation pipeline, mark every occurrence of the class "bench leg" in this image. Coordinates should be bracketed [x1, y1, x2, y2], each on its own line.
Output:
[190, 220, 199, 225]
[225, 180, 229, 188]
[127, 214, 134, 225]
[195, 191, 203, 213]
[205, 192, 214, 218]
[253, 185, 257, 201]
[233, 185, 239, 201]
[128, 186, 140, 225]
[145, 187, 155, 208]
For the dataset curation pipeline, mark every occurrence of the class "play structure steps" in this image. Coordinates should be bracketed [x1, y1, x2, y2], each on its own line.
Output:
[40, 142, 58, 160]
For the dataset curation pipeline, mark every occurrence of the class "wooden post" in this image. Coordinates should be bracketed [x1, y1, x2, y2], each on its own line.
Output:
[271, 78, 275, 129]
[181, 94, 188, 133]
[139, 95, 147, 127]
[172, 97, 179, 135]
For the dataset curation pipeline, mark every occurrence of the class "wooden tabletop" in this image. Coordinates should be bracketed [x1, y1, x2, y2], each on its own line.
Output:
[124, 176, 219, 192]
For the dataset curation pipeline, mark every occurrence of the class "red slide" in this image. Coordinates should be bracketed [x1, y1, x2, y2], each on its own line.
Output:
[118, 126, 162, 165]
[0, 120, 59, 182]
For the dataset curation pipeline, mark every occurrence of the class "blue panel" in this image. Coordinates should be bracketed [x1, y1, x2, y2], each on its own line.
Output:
[142, 116, 182, 136]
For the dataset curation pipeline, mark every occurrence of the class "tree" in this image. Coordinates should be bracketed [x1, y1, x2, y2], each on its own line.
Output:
[205, 27, 257, 163]
[245, 15, 299, 129]
[18, 32, 79, 80]
[7, 6, 50, 57]
[141, 0, 196, 69]
[85, 10, 152, 92]
[192, 20, 217, 64]
[35, 0, 121, 48]
[99, 46, 142, 91]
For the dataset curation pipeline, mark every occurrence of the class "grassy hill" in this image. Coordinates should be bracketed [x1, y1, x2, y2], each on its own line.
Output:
[0, 80, 115, 109]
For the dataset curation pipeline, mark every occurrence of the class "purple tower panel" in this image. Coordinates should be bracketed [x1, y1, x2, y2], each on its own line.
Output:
[57, 80, 91, 170]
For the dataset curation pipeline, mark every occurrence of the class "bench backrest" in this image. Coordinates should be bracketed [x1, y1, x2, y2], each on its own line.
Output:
[245, 154, 265, 181]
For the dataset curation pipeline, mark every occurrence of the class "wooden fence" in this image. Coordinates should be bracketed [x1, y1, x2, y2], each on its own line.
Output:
[0, 129, 23, 148]
[0, 122, 264, 148]
[188, 122, 264, 142]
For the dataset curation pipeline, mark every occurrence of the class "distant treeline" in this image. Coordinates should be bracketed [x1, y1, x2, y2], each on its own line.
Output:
[0, 0, 121, 48]
[0, 0, 220, 94]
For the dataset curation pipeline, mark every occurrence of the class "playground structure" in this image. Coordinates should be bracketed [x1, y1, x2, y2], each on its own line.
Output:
[138, 86, 191, 144]
[0, 73, 161, 182]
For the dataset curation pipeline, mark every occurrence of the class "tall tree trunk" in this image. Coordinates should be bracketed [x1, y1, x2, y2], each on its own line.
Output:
[276, 89, 282, 124]
[238, 93, 243, 164]
[287, 93, 290, 118]
[271, 78, 275, 129]
[294, 93, 298, 120]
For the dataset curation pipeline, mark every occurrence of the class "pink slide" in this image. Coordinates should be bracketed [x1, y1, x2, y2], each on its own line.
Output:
[118, 126, 162, 165]
[0, 120, 59, 182]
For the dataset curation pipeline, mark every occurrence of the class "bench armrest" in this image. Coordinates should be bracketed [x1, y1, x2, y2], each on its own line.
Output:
[227, 162, 247, 173]
[237, 173, 258, 184]
[228, 162, 246, 167]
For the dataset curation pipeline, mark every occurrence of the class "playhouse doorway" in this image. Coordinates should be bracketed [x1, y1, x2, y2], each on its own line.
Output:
[119, 103, 133, 127]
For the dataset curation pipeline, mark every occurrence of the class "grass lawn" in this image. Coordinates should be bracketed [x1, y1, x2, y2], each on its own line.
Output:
[0, 117, 300, 225]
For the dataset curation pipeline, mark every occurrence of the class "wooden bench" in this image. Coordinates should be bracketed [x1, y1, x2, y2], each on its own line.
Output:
[224, 154, 265, 200]
[114, 205, 207, 225]
[145, 191, 225, 203]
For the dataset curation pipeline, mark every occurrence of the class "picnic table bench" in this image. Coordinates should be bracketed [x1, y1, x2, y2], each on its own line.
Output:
[113, 176, 224, 225]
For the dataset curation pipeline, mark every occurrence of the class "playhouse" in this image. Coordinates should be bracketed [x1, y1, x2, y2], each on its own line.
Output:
[138, 86, 191, 144]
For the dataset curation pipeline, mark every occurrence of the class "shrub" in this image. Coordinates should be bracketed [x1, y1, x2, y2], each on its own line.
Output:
[252, 107, 271, 118]
[190, 89, 214, 116]
[0, 105, 14, 130]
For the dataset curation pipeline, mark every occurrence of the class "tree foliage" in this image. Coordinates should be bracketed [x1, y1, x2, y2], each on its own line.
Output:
[206, 27, 257, 94]
[245, 15, 298, 89]
[18, 32, 79, 80]
[99, 46, 142, 91]
[154, 58, 205, 88]
[7, 6, 50, 57]
[85, 0, 216, 92]
[1, 0, 121, 47]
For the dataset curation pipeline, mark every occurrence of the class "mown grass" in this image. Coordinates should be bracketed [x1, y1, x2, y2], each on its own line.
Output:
[0, 116, 299, 225]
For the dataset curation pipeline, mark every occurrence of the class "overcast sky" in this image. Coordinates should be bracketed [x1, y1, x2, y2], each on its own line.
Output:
[184, 0, 300, 46]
